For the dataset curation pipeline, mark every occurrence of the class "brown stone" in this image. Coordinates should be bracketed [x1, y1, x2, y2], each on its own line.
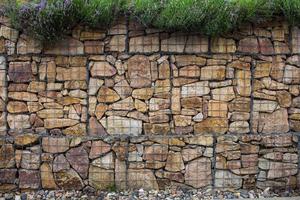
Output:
[15, 133, 39, 146]
[0, 169, 17, 185]
[276, 90, 292, 108]
[211, 38, 236, 53]
[149, 98, 170, 111]
[187, 135, 214, 146]
[194, 117, 228, 134]
[27, 81, 46, 93]
[8, 83, 28, 92]
[200, 66, 226, 80]
[143, 144, 168, 161]
[40, 163, 58, 189]
[181, 97, 203, 109]
[37, 109, 64, 119]
[63, 123, 86, 136]
[216, 141, 240, 153]
[179, 65, 200, 77]
[215, 170, 242, 189]
[44, 119, 79, 129]
[158, 60, 170, 79]
[107, 35, 126, 52]
[208, 100, 228, 117]
[182, 147, 203, 162]
[97, 87, 120, 103]
[241, 154, 258, 168]
[173, 77, 198, 86]
[95, 103, 107, 119]
[0, 144, 15, 168]
[238, 37, 259, 53]
[258, 38, 274, 54]
[132, 88, 154, 100]
[42, 137, 70, 153]
[173, 115, 192, 126]
[212, 86, 235, 101]
[185, 157, 212, 188]
[262, 134, 293, 147]
[57, 96, 81, 105]
[53, 154, 70, 172]
[283, 65, 300, 84]
[175, 55, 206, 67]
[90, 62, 116, 77]
[254, 62, 272, 78]
[19, 169, 40, 189]
[66, 146, 89, 179]
[236, 69, 251, 97]
[56, 67, 87, 81]
[165, 152, 185, 172]
[89, 140, 111, 159]
[111, 97, 135, 110]
[44, 37, 84, 55]
[161, 33, 187, 52]
[54, 169, 84, 190]
[113, 80, 132, 99]
[7, 114, 30, 129]
[84, 41, 104, 54]
[181, 81, 210, 98]
[7, 101, 28, 113]
[228, 97, 251, 112]
[127, 55, 152, 88]
[127, 169, 159, 190]
[257, 108, 289, 134]
[8, 61, 33, 83]
[88, 117, 107, 136]
[129, 34, 159, 53]
[88, 165, 114, 190]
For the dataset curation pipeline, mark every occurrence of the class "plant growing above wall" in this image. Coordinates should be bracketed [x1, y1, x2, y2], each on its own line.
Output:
[2, 0, 300, 42]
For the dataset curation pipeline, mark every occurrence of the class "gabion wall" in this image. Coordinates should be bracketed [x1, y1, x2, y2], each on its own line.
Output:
[0, 16, 300, 191]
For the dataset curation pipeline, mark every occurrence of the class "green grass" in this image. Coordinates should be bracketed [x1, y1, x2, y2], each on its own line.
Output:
[3, 0, 300, 42]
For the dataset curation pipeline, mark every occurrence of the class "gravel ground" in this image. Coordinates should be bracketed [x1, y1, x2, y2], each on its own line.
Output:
[1, 188, 300, 200]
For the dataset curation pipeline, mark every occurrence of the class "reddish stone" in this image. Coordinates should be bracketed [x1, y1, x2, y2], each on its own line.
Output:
[89, 140, 111, 159]
[8, 83, 28, 92]
[8, 62, 34, 83]
[84, 41, 104, 54]
[66, 146, 89, 179]
[88, 117, 107, 136]
[258, 38, 274, 54]
[19, 169, 40, 189]
[238, 37, 259, 53]
[53, 154, 70, 172]
[0, 169, 17, 184]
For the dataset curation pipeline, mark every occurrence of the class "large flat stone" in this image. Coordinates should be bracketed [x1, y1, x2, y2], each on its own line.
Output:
[127, 55, 152, 88]
[185, 157, 212, 188]
[215, 170, 242, 189]
[8, 62, 33, 83]
[44, 119, 79, 129]
[42, 137, 70, 153]
[44, 38, 84, 55]
[181, 81, 210, 98]
[88, 165, 114, 190]
[54, 169, 84, 190]
[127, 169, 158, 190]
[66, 146, 89, 179]
[101, 116, 142, 136]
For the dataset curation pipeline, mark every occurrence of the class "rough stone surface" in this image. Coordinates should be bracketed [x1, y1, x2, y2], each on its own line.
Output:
[66, 146, 89, 179]
[185, 158, 212, 188]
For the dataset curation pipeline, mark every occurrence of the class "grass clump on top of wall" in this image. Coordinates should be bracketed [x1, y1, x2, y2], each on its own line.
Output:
[3, 0, 300, 42]
[3, 0, 122, 42]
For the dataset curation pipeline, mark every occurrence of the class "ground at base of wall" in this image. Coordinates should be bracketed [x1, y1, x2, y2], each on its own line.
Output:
[1, 188, 300, 200]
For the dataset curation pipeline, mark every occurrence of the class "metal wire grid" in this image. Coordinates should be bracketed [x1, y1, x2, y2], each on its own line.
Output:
[0, 18, 299, 194]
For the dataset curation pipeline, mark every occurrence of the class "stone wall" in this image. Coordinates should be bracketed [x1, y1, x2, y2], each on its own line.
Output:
[0, 16, 300, 191]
